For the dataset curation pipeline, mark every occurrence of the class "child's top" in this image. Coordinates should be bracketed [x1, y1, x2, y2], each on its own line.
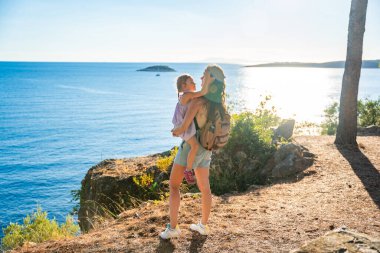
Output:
[172, 94, 196, 141]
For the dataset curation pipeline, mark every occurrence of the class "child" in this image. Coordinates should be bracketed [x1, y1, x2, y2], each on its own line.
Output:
[172, 74, 209, 184]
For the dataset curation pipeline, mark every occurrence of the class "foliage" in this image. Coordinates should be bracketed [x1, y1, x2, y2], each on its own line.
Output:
[321, 102, 339, 135]
[104, 172, 169, 212]
[127, 147, 179, 201]
[156, 147, 178, 172]
[131, 148, 179, 201]
[70, 189, 81, 216]
[74, 150, 178, 228]
[1, 206, 79, 251]
[132, 173, 163, 200]
[253, 96, 281, 143]
[321, 98, 380, 135]
[358, 97, 380, 126]
[133, 173, 154, 188]
[210, 96, 280, 195]
[294, 121, 321, 136]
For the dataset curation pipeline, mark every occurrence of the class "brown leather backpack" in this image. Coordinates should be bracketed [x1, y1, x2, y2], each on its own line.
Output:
[199, 109, 231, 151]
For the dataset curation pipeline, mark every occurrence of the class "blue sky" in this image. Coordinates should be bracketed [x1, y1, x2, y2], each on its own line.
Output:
[0, 0, 379, 63]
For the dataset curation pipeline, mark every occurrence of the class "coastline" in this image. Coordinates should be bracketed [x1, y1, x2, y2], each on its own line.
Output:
[245, 59, 380, 68]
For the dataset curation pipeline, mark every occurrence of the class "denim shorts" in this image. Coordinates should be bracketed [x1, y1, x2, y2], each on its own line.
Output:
[173, 141, 212, 170]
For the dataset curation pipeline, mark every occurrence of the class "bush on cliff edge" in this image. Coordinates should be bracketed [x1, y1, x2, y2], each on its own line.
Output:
[321, 98, 380, 135]
[1, 206, 79, 251]
[210, 97, 280, 195]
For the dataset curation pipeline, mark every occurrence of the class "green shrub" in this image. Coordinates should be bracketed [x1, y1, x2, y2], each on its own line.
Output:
[70, 189, 81, 216]
[321, 102, 339, 135]
[321, 98, 380, 135]
[156, 147, 178, 172]
[1, 206, 79, 251]
[210, 96, 280, 195]
[358, 97, 380, 126]
[132, 173, 167, 201]
[124, 149, 179, 205]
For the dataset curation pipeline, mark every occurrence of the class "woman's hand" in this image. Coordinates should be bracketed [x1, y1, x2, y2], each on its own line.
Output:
[200, 78, 211, 95]
[202, 70, 215, 88]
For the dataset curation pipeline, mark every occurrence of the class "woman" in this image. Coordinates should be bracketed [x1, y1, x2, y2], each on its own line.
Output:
[160, 64, 227, 239]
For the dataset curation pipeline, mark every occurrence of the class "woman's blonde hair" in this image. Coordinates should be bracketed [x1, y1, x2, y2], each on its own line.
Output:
[205, 64, 227, 121]
[206, 64, 226, 82]
[206, 64, 226, 105]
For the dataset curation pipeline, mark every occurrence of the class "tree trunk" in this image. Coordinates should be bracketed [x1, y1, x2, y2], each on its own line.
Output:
[335, 0, 368, 145]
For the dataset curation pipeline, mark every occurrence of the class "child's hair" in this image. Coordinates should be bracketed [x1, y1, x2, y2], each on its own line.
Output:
[176, 74, 192, 93]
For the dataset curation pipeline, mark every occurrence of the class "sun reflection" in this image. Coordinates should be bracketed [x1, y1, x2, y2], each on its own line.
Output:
[230, 67, 344, 123]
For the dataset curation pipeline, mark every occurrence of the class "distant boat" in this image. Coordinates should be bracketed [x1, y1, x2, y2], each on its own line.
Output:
[156, 73, 160, 76]
[137, 65, 176, 72]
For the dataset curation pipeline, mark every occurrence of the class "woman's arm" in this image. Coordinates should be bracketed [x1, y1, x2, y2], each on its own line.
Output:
[172, 97, 206, 136]
[180, 80, 211, 105]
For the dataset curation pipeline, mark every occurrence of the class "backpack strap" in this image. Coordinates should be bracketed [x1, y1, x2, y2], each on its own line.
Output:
[194, 117, 200, 131]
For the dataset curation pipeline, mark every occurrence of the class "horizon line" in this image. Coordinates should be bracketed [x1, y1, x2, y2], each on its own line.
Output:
[0, 59, 379, 65]
[0, 60, 243, 65]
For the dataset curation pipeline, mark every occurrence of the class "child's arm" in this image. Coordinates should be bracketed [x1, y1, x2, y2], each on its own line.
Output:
[180, 78, 213, 105]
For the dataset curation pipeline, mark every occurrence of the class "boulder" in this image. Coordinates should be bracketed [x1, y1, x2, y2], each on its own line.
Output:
[357, 125, 380, 136]
[272, 119, 296, 144]
[292, 227, 380, 253]
[261, 143, 314, 179]
[77, 151, 171, 232]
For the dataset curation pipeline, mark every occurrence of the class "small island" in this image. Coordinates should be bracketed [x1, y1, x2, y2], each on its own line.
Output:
[137, 65, 176, 72]
[245, 60, 380, 68]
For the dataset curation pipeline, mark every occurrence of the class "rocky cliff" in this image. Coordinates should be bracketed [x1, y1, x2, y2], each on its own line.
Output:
[78, 150, 172, 232]
[77, 141, 314, 233]
[11, 136, 380, 252]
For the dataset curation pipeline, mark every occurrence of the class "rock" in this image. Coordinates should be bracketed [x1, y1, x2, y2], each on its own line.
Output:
[78, 151, 172, 233]
[261, 143, 314, 179]
[272, 153, 298, 178]
[274, 143, 302, 163]
[137, 65, 176, 72]
[357, 125, 380, 136]
[272, 119, 296, 144]
[291, 227, 380, 253]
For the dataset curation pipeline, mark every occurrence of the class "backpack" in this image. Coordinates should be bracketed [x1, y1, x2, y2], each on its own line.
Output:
[199, 109, 231, 151]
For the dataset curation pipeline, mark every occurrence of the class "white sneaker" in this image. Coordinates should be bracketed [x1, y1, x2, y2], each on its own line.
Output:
[159, 224, 181, 239]
[189, 222, 210, 235]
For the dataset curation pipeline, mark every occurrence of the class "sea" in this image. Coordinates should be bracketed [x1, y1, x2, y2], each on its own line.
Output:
[0, 62, 379, 238]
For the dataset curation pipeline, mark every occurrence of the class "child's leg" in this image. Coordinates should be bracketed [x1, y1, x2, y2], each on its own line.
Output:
[186, 136, 199, 171]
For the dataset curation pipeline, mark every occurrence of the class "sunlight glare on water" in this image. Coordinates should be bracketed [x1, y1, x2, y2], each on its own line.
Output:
[231, 67, 343, 123]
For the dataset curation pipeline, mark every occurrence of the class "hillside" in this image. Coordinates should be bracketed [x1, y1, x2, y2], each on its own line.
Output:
[245, 60, 380, 68]
[14, 136, 380, 253]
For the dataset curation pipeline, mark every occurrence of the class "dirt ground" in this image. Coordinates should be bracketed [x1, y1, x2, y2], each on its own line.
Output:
[15, 136, 380, 253]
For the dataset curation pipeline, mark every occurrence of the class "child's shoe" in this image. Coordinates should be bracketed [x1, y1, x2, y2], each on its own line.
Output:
[159, 224, 181, 239]
[184, 169, 196, 185]
[189, 222, 209, 235]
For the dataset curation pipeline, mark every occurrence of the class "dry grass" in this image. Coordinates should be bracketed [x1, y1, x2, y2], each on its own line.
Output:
[89, 156, 158, 179]
[14, 136, 380, 253]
